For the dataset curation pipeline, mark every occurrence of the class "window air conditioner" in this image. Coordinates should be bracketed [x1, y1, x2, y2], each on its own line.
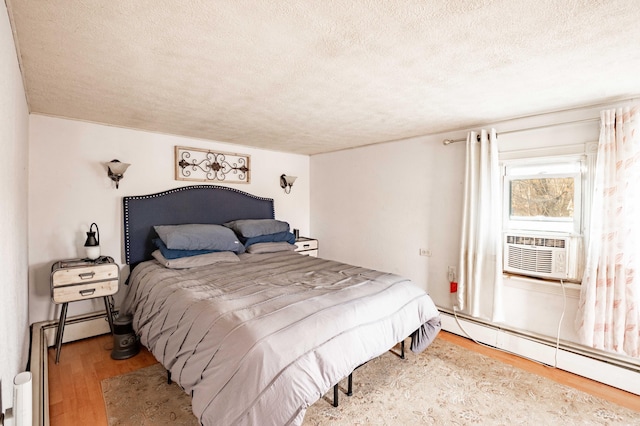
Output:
[503, 233, 583, 282]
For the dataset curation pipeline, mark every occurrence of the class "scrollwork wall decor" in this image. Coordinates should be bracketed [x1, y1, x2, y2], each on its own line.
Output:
[175, 146, 251, 184]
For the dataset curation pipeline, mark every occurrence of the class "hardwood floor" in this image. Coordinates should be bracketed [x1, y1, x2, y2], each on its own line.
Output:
[47, 334, 157, 426]
[47, 331, 640, 425]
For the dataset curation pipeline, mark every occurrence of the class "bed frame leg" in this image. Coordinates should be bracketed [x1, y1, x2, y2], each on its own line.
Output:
[391, 340, 406, 359]
[332, 341, 401, 407]
[332, 371, 354, 407]
[167, 370, 171, 384]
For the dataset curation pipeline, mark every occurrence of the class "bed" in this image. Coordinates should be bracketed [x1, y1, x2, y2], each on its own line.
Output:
[120, 185, 441, 425]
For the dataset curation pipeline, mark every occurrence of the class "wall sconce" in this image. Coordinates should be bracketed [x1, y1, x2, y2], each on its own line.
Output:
[84, 222, 100, 260]
[280, 174, 297, 194]
[107, 159, 130, 189]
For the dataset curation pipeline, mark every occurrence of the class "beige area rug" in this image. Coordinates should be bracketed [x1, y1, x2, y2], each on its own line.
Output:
[101, 339, 640, 425]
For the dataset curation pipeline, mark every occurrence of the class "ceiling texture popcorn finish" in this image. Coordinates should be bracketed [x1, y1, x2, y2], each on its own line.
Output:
[6, 1, 640, 155]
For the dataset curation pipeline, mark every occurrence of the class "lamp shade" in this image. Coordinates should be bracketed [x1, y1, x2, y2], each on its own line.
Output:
[283, 175, 297, 186]
[107, 159, 130, 189]
[280, 174, 297, 194]
[107, 160, 130, 175]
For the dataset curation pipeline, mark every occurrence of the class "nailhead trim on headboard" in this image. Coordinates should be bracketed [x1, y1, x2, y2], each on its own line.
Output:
[123, 185, 275, 265]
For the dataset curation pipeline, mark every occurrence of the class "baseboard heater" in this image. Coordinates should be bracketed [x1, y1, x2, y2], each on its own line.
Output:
[30, 310, 114, 426]
[438, 306, 640, 395]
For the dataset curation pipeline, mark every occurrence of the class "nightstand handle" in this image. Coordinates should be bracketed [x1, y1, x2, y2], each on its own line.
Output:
[78, 272, 95, 280]
[79, 289, 96, 297]
[302, 244, 310, 248]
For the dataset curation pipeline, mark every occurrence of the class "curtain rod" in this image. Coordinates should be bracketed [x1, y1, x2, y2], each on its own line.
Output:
[442, 117, 600, 145]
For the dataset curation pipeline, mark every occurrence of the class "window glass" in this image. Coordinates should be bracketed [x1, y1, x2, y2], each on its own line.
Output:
[503, 157, 583, 234]
[509, 177, 574, 219]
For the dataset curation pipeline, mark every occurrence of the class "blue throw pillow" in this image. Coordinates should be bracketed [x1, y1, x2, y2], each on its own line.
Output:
[153, 239, 216, 259]
[240, 231, 296, 248]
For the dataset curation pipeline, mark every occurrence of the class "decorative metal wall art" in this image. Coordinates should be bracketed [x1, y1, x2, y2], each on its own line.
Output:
[175, 146, 251, 184]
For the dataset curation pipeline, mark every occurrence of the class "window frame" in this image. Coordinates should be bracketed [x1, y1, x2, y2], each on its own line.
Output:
[499, 142, 598, 284]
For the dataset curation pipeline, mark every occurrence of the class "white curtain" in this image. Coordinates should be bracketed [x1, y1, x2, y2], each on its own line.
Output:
[577, 106, 640, 358]
[457, 128, 504, 322]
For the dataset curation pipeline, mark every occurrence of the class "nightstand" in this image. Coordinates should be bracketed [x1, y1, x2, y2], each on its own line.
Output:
[50, 256, 119, 363]
[294, 237, 318, 257]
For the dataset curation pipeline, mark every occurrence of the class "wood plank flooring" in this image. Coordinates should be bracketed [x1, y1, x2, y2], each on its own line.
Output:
[47, 331, 640, 425]
[47, 334, 157, 426]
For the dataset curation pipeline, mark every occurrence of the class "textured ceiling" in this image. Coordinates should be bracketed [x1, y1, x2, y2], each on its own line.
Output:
[6, 0, 640, 155]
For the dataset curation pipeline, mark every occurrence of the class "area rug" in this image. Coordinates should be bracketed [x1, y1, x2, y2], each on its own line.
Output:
[101, 338, 640, 425]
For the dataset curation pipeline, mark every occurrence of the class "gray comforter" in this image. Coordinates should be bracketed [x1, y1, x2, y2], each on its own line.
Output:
[121, 250, 441, 425]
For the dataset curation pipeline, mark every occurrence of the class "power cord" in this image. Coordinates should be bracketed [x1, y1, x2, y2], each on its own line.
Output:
[554, 279, 567, 368]
[452, 277, 568, 369]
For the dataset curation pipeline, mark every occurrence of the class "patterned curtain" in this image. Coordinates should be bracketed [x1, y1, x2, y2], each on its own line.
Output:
[576, 106, 640, 358]
[457, 129, 504, 322]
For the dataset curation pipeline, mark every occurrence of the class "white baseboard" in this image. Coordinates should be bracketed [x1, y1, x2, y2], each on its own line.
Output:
[439, 310, 640, 396]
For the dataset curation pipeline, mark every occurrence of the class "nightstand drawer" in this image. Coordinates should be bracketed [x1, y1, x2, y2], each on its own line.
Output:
[51, 264, 119, 287]
[294, 239, 318, 252]
[52, 279, 118, 303]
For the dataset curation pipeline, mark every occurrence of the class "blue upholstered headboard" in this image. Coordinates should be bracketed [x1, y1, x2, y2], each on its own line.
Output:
[123, 185, 275, 265]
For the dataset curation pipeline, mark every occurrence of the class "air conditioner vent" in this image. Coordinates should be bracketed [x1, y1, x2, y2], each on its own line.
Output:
[507, 246, 553, 274]
[503, 233, 582, 281]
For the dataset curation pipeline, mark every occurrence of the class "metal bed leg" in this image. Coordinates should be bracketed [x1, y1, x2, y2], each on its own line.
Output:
[391, 339, 406, 359]
[331, 340, 403, 407]
[332, 371, 354, 407]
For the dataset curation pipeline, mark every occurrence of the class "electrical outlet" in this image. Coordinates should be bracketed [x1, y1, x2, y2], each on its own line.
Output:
[419, 248, 432, 257]
[447, 266, 456, 282]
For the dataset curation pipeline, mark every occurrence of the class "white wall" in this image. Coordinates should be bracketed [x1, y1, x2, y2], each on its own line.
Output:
[28, 115, 310, 325]
[310, 100, 637, 362]
[311, 129, 464, 312]
[0, 2, 30, 419]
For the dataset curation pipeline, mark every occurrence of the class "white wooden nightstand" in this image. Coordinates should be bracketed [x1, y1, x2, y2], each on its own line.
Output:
[50, 256, 119, 363]
[294, 237, 318, 257]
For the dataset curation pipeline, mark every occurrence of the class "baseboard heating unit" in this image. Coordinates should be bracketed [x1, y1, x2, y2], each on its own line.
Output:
[30, 310, 114, 426]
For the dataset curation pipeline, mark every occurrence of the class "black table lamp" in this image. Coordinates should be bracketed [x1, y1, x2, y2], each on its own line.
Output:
[84, 222, 100, 260]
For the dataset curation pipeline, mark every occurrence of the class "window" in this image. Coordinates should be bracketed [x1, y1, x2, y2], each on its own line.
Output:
[500, 144, 597, 282]
[503, 157, 584, 235]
